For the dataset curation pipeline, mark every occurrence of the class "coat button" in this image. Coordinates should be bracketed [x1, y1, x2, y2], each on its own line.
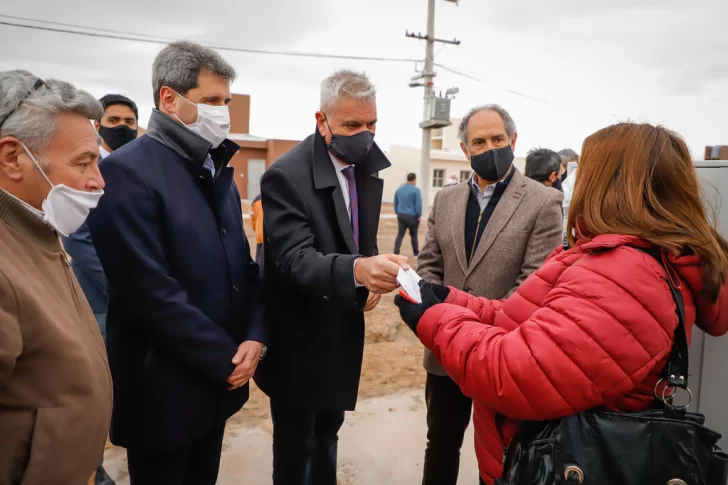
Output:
[323, 296, 330, 300]
[233, 285, 239, 293]
[221, 228, 227, 235]
[463, 286, 472, 293]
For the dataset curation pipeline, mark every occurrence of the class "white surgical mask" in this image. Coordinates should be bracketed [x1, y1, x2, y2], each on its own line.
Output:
[21, 143, 104, 236]
[174, 92, 230, 149]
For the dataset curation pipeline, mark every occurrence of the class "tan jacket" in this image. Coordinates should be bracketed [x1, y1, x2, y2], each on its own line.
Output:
[417, 170, 563, 375]
[0, 189, 112, 485]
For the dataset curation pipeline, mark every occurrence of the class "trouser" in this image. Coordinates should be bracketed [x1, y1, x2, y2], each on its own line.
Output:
[394, 214, 420, 256]
[126, 421, 226, 485]
[270, 400, 346, 485]
[422, 373, 473, 485]
[255, 243, 263, 263]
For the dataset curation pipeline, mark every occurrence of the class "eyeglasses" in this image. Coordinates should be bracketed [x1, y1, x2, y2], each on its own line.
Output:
[0, 78, 48, 129]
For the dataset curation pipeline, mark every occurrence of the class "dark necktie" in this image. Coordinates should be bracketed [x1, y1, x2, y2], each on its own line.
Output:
[341, 166, 359, 249]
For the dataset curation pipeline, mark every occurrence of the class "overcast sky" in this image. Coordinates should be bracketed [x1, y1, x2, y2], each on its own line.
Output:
[1, 0, 726, 157]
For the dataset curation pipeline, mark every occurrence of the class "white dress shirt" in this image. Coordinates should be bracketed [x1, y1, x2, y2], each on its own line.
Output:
[329, 153, 364, 287]
[330, 154, 352, 217]
[99, 145, 111, 160]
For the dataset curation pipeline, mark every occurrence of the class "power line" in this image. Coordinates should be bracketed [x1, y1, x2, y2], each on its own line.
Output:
[435, 62, 553, 104]
[0, 17, 419, 64]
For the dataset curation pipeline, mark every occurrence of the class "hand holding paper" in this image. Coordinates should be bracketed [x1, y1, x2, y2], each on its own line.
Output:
[397, 267, 423, 304]
[394, 280, 451, 335]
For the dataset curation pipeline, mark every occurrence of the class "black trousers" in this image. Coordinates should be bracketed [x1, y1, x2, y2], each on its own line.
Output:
[126, 421, 226, 485]
[394, 214, 420, 256]
[270, 400, 346, 485]
[422, 373, 473, 485]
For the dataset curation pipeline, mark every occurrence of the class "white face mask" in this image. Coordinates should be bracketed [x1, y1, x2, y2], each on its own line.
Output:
[21, 143, 104, 237]
[174, 92, 230, 149]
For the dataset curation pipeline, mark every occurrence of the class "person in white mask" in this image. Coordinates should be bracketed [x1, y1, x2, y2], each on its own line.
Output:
[86, 41, 267, 485]
[0, 70, 112, 485]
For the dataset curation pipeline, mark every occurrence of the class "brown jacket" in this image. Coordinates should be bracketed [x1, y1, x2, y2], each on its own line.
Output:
[0, 189, 112, 485]
[417, 170, 563, 375]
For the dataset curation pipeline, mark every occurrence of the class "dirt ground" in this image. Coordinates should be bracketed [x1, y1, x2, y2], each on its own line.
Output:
[232, 207, 428, 428]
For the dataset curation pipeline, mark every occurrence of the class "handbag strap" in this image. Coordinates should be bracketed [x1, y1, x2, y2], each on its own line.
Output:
[637, 248, 689, 391]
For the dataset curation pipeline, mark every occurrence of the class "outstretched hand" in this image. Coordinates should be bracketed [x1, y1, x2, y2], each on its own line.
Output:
[394, 281, 450, 335]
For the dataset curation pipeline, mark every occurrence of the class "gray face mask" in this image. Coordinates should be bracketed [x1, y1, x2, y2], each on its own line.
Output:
[325, 117, 374, 165]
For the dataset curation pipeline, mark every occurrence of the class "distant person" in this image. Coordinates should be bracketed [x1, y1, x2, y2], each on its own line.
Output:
[524, 147, 564, 191]
[415, 104, 563, 485]
[0, 70, 111, 485]
[87, 41, 266, 485]
[255, 69, 408, 485]
[394, 172, 422, 256]
[444, 173, 459, 187]
[250, 193, 264, 263]
[558, 148, 579, 212]
[557, 148, 578, 182]
[62, 94, 136, 485]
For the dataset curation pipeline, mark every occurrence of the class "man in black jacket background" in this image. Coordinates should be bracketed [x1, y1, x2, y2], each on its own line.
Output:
[255, 69, 408, 485]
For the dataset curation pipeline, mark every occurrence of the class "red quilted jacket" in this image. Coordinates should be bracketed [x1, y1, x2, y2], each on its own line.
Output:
[417, 234, 728, 484]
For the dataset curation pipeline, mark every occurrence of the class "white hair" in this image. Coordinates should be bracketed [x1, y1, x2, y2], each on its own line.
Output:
[0, 69, 102, 154]
[320, 69, 376, 112]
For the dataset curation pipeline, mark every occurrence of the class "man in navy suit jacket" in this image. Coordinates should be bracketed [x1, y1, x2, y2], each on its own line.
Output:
[87, 41, 266, 485]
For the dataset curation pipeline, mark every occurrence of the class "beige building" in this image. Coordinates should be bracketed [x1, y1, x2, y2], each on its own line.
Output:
[383, 118, 525, 205]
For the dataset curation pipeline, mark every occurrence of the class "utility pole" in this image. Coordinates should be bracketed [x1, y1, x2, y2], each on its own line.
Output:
[406, 0, 460, 216]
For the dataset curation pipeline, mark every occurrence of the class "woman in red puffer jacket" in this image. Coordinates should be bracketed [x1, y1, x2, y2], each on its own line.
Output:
[395, 122, 728, 485]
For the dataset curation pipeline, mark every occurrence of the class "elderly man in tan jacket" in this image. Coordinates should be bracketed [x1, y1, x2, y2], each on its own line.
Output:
[416, 104, 563, 485]
[0, 70, 112, 485]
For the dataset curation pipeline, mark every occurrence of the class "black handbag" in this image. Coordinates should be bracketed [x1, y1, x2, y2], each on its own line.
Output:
[495, 249, 728, 485]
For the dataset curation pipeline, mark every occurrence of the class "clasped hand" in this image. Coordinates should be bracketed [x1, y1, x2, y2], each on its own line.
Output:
[227, 340, 263, 390]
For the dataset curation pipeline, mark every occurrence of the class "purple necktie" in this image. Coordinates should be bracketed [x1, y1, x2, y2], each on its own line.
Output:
[342, 166, 359, 249]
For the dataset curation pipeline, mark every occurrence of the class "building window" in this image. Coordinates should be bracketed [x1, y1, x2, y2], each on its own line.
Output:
[432, 169, 445, 188]
[460, 170, 471, 182]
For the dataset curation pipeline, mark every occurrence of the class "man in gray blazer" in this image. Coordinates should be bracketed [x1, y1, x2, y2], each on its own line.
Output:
[416, 104, 563, 485]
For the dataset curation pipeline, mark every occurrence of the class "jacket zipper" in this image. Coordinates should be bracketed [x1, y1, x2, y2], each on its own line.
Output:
[495, 412, 508, 466]
[469, 209, 484, 263]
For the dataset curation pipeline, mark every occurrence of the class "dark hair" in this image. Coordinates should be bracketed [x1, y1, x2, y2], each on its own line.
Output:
[407, 173, 417, 182]
[568, 122, 728, 301]
[525, 148, 562, 183]
[99, 94, 138, 120]
[152, 41, 236, 108]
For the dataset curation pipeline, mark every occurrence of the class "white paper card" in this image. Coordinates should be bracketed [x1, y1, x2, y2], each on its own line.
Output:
[397, 267, 423, 304]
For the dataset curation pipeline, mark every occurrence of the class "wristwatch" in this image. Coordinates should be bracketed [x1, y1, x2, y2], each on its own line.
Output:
[259, 344, 268, 361]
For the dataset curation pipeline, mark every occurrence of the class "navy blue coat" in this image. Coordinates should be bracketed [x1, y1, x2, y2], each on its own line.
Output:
[87, 109, 266, 450]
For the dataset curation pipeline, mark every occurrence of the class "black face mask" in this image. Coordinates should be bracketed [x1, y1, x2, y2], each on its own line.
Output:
[470, 145, 514, 182]
[325, 118, 374, 165]
[99, 125, 138, 151]
[551, 177, 563, 192]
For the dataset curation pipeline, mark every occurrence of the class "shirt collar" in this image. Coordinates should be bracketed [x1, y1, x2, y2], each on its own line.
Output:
[329, 152, 350, 173]
[469, 166, 515, 196]
[99, 145, 111, 160]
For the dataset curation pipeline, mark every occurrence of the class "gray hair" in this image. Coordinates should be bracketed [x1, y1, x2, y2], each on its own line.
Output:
[557, 148, 579, 165]
[320, 69, 376, 112]
[458, 104, 517, 144]
[0, 70, 102, 155]
[152, 41, 236, 108]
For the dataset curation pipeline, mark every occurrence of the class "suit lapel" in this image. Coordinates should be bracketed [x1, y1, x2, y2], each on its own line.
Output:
[331, 182, 358, 254]
[466, 171, 527, 277]
[356, 171, 383, 257]
[450, 183, 470, 274]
